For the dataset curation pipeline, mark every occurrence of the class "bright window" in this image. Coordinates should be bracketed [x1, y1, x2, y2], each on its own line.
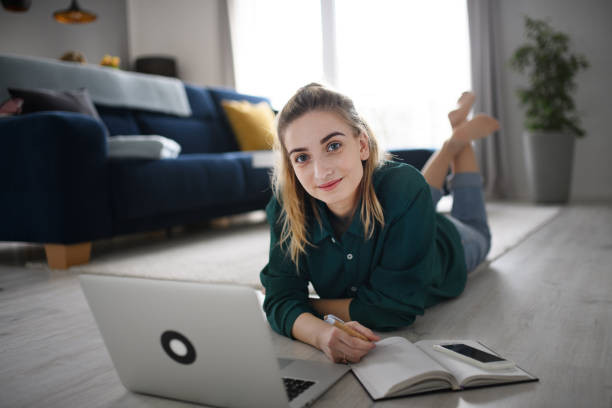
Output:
[229, 0, 324, 109]
[334, 0, 471, 149]
[230, 0, 471, 148]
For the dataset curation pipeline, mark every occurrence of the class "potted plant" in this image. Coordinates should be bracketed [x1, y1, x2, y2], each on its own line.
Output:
[509, 16, 589, 203]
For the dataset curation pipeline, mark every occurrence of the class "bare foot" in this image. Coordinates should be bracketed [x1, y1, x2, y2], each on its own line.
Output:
[448, 91, 476, 129]
[447, 114, 500, 154]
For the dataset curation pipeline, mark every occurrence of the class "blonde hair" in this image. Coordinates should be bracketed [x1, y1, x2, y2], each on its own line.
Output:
[272, 83, 386, 270]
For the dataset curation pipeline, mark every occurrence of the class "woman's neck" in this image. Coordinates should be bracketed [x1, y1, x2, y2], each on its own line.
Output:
[327, 188, 360, 219]
[329, 206, 357, 239]
[326, 189, 361, 238]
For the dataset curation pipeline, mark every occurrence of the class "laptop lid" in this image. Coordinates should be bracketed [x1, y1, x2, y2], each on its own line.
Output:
[80, 274, 290, 408]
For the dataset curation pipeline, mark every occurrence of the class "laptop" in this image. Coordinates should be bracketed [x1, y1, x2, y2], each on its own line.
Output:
[79, 274, 350, 408]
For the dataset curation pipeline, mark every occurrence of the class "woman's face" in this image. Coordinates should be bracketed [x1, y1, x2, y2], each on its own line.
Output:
[283, 110, 370, 218]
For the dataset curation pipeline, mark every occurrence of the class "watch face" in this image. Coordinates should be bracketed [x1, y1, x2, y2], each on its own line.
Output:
[161, 330, 197, 365]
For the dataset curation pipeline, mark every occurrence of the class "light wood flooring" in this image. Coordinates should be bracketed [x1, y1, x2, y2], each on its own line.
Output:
[1, 204, 611, 407]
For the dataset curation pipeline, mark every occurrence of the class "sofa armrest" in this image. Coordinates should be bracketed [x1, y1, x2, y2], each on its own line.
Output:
[387, 148, 435, 171]
[0, 112, 113, 244]
[388, 148, 452, 195]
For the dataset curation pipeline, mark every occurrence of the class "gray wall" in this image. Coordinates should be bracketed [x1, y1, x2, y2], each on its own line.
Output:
[496, 0, 612, 201]
[0, 0, 129, 69]
[126, 0, 234, 87]
[0, 0, 231, 85]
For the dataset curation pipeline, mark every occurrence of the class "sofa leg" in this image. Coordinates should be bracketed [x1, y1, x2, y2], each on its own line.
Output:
[44, 242, 92, 269]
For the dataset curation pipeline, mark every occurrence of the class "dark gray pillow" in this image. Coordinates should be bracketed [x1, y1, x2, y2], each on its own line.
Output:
[8, 87, 101, 120]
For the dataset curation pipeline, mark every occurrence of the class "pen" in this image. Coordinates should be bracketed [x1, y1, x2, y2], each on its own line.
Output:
[323, 314, 370, 342]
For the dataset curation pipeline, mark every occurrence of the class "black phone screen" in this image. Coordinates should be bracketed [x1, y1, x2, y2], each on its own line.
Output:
[441, 343, 506, 363]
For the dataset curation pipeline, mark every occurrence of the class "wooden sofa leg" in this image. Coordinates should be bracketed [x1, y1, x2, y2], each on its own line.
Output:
[44, 242, 92, 269]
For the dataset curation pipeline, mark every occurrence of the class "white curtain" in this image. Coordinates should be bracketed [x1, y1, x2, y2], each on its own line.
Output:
[467, 0, 511, 198]
[218, 0, 236, 89]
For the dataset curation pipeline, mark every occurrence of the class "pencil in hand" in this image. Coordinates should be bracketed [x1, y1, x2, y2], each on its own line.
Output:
[324, 314, 370, 342]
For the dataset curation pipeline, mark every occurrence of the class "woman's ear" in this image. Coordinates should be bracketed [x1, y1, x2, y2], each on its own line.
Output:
[359, 132, 370, 161]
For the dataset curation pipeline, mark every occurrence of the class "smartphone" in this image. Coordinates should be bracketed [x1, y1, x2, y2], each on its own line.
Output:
[432, 343, 516, 370]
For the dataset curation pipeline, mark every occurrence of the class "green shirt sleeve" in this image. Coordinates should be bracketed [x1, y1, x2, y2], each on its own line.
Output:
[349, 184, 436, 330]
[259, 198, 320, 338]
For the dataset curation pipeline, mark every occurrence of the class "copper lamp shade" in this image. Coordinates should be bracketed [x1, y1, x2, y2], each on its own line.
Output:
[54, 0, 97, 24]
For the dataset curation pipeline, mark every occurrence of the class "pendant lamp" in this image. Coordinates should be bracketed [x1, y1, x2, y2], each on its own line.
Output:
[53, 0, 97, 24]
[2, 0, 32, 12]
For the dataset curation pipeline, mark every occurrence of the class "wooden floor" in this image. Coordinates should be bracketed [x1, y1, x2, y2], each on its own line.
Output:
[1, 204, 611, 408]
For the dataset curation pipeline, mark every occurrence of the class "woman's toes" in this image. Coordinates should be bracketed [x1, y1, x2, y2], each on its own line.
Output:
[448, 91, 476, 128]
[452, 114, 499, 143]
[472, 114, 500, 135]
[457, 91, 476, 108]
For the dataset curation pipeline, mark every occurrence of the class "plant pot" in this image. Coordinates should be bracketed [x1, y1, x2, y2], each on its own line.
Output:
[523, 131, 575, 203]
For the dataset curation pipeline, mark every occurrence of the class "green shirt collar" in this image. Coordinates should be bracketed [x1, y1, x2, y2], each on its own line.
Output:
[311, 197, 364, 243]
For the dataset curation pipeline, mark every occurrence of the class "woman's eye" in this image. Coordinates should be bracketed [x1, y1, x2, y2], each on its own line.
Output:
[295, 154, 308, 163]
[327, 142, 341, 152]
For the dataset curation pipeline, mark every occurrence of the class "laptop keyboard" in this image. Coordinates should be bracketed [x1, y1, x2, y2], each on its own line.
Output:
[282, 377, 316, 401]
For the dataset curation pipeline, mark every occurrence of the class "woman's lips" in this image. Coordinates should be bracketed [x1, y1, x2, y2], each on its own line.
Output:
[318, 178, 342, 191]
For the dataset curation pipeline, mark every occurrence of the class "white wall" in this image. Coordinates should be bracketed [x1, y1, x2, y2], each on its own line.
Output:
[0, 0, 129, 68]
[126, 0, 233, 87]
[496, 0, 612, 201]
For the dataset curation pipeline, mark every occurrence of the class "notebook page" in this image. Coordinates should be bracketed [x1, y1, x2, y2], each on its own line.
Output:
[351, 337, 454, 399]
[416, 339, 533, 387]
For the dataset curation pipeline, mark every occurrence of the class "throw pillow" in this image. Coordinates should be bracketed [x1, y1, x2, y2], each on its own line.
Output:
[107, 135, 181, 159]
[0, 97, 23, 117]
[8, 87, 101, 120]
[221, 99, 275, 151]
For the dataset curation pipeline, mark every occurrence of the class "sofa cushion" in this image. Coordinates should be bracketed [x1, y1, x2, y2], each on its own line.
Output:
[109, 152, 271, 221]
[208, 87, 273, 113]
[185, 84, 222, 119]
[8, 87, 101, 120]
[221, 100, 275, 151]
[96, 105, 141, 135]
[208, 87, 273, 147]
[134, 113, 232, 154]
[133, 85, 239, 154]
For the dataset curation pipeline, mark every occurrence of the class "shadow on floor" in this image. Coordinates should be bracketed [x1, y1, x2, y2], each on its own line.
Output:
[0, 210, 267, 267]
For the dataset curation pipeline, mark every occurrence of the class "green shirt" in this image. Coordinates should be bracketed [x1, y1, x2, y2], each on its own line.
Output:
[260, 160, 467, 338]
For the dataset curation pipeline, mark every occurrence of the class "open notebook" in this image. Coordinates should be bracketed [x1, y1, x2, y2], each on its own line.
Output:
[351, 337, 537, 400]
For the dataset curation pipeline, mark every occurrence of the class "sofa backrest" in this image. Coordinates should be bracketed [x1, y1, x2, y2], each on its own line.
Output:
[1, 53, 274, 155]
[95, 105, 141, 136]
[96, 85, 274, 155]
[1, 53, 192, 116]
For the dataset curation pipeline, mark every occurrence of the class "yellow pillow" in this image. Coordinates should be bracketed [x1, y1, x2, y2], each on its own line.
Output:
[221, 99, 275, 151]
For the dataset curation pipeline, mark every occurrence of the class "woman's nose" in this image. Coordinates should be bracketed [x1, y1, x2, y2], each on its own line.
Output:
[313, 158, 332, 180]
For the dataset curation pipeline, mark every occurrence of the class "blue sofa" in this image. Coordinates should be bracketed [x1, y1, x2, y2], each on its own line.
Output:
[1, 62, 433, 268]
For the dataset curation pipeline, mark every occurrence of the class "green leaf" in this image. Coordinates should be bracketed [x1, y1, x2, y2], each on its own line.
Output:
[508, 16, 589, 138]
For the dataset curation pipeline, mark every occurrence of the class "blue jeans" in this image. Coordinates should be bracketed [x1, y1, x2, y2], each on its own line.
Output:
[430, 172, 491, 273]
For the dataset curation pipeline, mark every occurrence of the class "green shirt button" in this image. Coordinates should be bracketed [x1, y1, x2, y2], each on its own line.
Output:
[347, 253, 353, 260]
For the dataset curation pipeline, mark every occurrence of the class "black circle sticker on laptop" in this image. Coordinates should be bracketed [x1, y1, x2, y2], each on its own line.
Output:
[161, 330, 197, 365]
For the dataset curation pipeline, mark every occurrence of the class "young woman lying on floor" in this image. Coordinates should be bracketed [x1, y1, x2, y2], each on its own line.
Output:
[260, 83, 499, 364]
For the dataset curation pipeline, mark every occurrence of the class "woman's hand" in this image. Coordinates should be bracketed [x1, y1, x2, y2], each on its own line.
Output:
[316, 321, 381, 364]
